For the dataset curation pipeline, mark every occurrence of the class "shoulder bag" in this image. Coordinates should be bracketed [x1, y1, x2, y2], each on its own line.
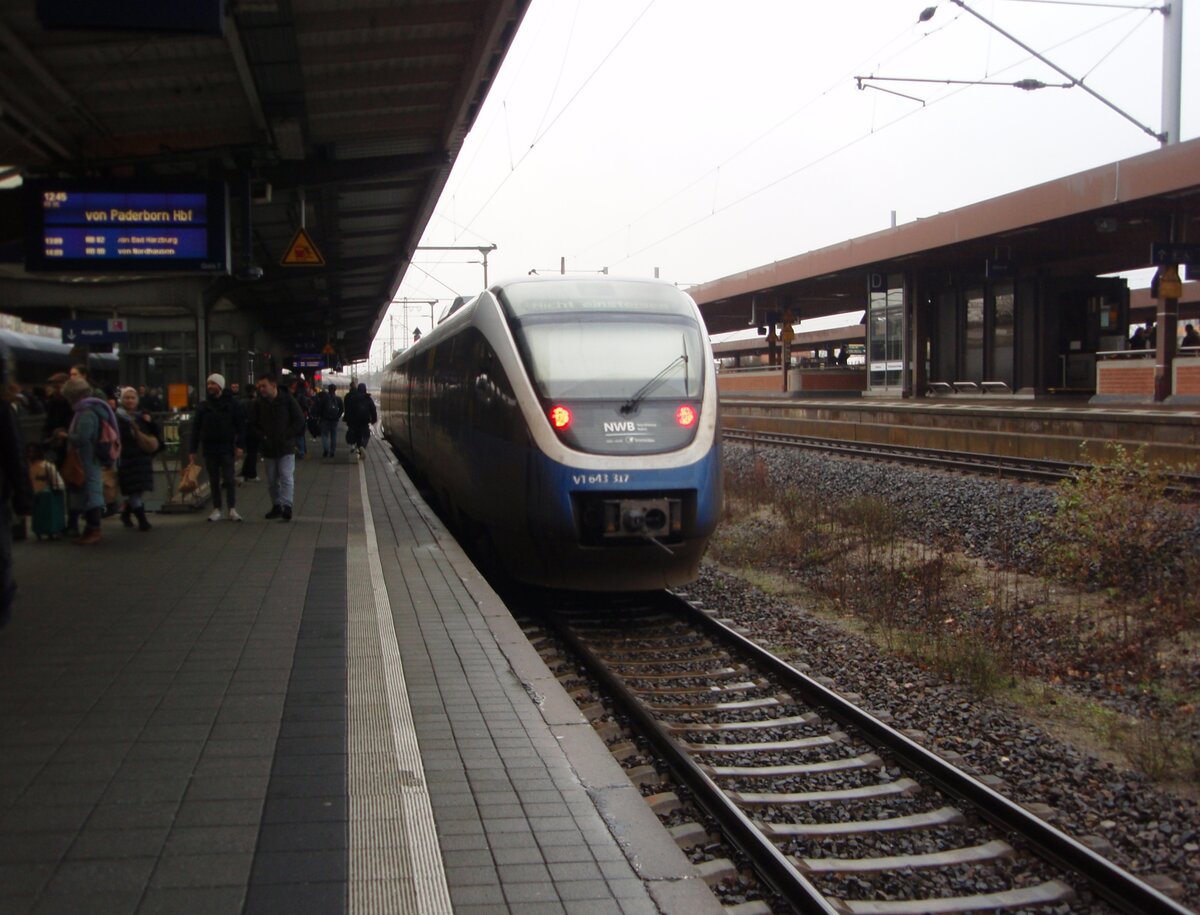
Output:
[61, 447, 85, 488]
[133, 422, 159, 454]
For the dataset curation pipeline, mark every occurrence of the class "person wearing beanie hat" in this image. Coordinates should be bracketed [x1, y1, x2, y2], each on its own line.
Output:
[188, 373, 246, 522]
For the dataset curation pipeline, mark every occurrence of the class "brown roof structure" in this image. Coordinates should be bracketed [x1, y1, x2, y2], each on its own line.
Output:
[689, 137, 1200, 335]
[0, 0, 531, 360]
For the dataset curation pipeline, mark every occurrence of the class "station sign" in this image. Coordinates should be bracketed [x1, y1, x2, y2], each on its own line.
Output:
[293, 354, 324, 369]
[62, 318, 129, 344]
[1150, 242, 1200, 266]
[25, 180, 230, 274]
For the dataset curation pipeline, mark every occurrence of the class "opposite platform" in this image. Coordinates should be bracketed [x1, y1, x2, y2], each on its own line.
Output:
[0, 442, 720, 914]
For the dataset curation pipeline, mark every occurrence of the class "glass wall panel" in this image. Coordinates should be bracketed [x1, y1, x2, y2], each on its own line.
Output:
[964, 288, 984, 382]
[868, 274, 905, 390]
[990, 283, 1014, 387]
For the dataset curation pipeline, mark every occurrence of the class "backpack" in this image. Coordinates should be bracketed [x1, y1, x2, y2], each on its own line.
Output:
[91, 401, 122, 468]
[347, 394, 372, 424]
[321, 393, 342, 421]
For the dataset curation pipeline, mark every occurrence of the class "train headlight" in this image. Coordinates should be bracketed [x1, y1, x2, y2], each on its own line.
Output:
[549, 405, 573, 430]
[675, 404, 697, 427]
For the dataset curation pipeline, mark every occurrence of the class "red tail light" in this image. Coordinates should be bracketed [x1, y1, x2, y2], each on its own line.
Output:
[675, 404, 697, 427]
[549, 405, 573, 430]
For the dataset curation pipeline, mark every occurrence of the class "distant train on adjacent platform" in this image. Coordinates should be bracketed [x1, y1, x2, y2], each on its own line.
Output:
[380, 276, 722, 591]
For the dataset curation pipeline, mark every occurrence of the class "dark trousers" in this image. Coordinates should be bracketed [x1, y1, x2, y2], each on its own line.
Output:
[205, 453, 237, 510]
[241, 439, 259, 479]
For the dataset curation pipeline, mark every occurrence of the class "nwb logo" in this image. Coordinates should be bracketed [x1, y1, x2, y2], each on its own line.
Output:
[603, 421, 636, 433]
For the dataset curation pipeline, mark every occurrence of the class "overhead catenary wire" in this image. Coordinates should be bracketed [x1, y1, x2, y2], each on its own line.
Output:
[604, 0, 1161, 268]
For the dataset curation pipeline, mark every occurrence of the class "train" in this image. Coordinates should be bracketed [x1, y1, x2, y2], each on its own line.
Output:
[380, 276, 723, 591]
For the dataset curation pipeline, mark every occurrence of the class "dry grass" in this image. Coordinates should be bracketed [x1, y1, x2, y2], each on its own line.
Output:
[710, 457, 1200, 786]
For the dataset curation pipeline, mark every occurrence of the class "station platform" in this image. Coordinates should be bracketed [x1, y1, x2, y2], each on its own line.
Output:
[0, 443, 721, 915]
[720, 393, 1200, 468]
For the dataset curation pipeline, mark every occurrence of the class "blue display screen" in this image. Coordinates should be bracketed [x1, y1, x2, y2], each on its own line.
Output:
[26, 183, 229, 274]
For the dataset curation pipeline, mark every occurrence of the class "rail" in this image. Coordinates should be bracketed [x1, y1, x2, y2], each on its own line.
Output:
[536, 593, 1193, 915]
[722, 427, 1200, 494]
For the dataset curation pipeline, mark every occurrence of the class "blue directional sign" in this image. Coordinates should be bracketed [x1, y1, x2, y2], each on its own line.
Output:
[62, 319, 129, 345]
[1151, 242, 1200, 266]
[293, 354, 325, 370]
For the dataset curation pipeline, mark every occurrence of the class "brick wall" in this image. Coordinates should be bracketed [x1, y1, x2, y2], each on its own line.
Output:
[1096, 361, 1154, 396]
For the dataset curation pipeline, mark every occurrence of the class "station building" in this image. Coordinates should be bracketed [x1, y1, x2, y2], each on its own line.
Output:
[690, 137, 1200, 403]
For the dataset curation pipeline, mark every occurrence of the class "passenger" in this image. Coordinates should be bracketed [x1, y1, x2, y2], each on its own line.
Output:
[0, 381, 32, 626]
[345, 383, 377, 458]
[315, 382, 343, 459]
[115, 387, 162, 532]
[57, 377, 108, 544]
[41, 372, 72, 466]
[188, 373, 245, 523]
[68, 363, 104, 399]
[289, 378, 311, 461]
[250, 372, 305, 522]
[1182, 324, 1200, 349]
[836, 345, 849, 366]
[1146, 322, 1157, 346]
[1129, 326, 1147, 349]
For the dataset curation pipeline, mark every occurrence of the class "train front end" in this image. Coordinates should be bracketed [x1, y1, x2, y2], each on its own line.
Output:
[498, 277, 722, 591]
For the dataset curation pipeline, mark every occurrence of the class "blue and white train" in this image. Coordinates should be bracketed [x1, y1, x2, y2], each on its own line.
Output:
[380, 276, 722, 591]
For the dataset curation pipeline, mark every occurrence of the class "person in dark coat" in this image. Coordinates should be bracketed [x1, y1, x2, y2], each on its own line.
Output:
[315, 383, 343, 459]
[250, 373, 305, 522]
[116, 387, 162, 531]
[0, 351, 33, 628]
[188, 373, 245, 522]
[41, 372, 72, 467]
[345, 383, 377, 458]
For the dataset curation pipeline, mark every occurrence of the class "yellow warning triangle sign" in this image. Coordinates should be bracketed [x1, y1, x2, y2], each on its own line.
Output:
[281, 226, 325, 266]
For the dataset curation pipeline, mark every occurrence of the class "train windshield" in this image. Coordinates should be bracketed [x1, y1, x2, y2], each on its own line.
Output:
[499, 280, 704, 400]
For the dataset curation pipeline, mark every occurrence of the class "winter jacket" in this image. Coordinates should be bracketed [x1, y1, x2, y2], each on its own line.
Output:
[250, 391, 305, 458]
[117, 412, 162, 496]
[189, 391, 245, 457]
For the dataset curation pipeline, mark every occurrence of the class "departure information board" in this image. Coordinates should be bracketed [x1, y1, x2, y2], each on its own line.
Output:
[25, 181, 230, 274]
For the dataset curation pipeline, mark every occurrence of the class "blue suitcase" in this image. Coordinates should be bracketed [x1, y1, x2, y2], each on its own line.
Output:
[32, 488, 66, 540]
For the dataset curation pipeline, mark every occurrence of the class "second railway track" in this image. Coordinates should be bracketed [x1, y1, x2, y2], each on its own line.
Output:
[523, 590, 1192, 915]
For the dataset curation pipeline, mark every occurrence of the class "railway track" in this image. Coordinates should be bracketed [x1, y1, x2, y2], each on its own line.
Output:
[721, 428, 1200, 494]
[722, 428, 1082, 484]
[527, 590, 1191, 915]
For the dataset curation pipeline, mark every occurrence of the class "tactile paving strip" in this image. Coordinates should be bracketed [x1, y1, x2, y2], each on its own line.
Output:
[346, 463, 452, 914]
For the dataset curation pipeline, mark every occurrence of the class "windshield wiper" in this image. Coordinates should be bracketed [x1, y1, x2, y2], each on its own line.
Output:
[620, 353, 687, 415]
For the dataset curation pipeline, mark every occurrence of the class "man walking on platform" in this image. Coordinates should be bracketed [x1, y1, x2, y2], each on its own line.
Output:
[188, 373, 245, 522]
[315, 383, 343, 459]
[250, 372, 305, 522]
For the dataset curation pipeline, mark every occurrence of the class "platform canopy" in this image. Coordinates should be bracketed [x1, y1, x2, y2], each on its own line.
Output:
[690, 137, 1200, 335]
[0, 0, 530, 361]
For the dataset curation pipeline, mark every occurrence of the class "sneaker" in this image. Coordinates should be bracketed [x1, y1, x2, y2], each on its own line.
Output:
[281, 506, 293, 522]
[228, 508, 243, 522]
[242, 476, 258, 483]
[74, 528, 101, 546]
[265, 504, 283, 519]
[207, 509, 223, 522]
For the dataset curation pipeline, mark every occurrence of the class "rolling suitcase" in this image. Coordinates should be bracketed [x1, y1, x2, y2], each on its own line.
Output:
[32, 469, 66, 541]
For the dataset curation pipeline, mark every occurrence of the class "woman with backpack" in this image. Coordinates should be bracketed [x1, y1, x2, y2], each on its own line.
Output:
[56, 377, 116, 545]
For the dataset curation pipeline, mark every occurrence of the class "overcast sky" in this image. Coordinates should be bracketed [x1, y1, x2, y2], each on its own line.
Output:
[366, 0, 1197, 366]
